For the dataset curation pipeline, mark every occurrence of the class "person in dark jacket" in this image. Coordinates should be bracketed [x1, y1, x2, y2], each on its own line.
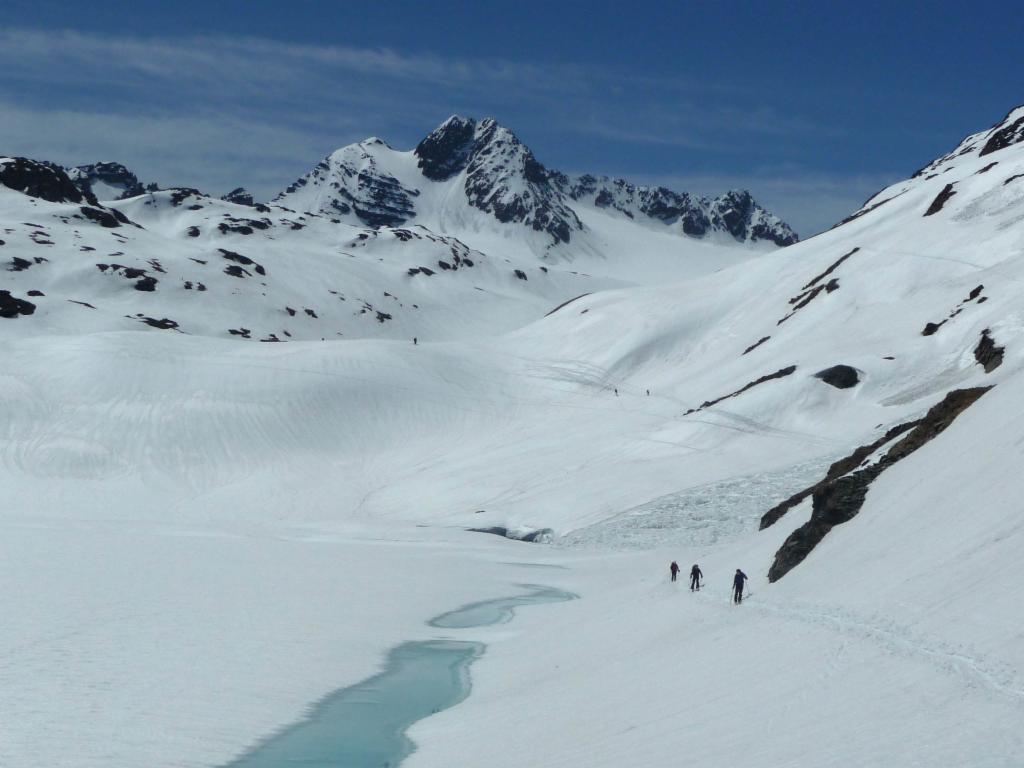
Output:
[670, 561, 680, 582]
[733, 569, 748, 604]
[690, 564, 702, 591]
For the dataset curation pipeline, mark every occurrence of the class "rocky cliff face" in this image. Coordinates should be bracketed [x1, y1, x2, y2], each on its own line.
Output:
[414, 115, 478, 181]
[450, 118, 582, 245]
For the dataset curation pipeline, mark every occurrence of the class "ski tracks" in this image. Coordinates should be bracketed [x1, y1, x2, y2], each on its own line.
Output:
[747, 597, 1024, 706]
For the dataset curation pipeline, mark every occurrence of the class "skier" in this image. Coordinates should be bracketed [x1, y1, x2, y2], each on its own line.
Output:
[669, 561, 680, 582]
[614, 388, 619, 396]
[690, 564, 702, 591]
[733, 568, 748, 604]
[413, 337, 418, 345]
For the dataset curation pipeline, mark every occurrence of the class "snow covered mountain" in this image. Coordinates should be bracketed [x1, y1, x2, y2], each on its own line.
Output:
[3, 105, 1024, 768]
[276, 116, 798, 250]
[0, 117, 789, 343]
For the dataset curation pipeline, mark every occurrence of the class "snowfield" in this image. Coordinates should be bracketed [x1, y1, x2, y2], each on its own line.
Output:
[2, 107, 1024, 767]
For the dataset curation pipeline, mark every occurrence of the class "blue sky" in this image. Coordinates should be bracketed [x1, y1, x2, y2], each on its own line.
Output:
[1, 1, 1019, 235]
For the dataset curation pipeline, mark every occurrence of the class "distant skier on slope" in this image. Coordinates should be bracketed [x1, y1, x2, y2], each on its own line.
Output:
[670, 561, 680, 582]
[733, 569, 748, 604]
[690, 564, 702, 591]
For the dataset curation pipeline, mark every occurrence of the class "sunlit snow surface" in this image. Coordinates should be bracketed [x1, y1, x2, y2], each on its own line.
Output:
[4, 109, 1024, 767]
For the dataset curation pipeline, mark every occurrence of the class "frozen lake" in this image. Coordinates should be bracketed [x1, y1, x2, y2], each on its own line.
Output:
[223, 584, 577, 768]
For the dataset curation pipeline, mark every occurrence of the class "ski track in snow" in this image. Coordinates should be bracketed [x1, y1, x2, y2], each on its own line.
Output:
[741, 595, 1024, 707]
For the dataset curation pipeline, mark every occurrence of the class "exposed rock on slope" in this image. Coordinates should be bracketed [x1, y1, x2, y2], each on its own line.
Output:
[814, 365, 860, 389]
[458, 118, 582, 245]
[0, 289, 36, 318]
[278, 140, 419, 226]
[766, 387, 991, 582]
[979, 106, 1024, 157]
[974, 329, 1004, 372]
[0, 157, 97, 205]
[221, 187, 255, 206]
[414, 115, 478, 181]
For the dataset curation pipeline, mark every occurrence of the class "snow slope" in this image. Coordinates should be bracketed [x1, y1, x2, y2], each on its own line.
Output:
[0, 156, 765, 343]
[2, 105, 1024, 767]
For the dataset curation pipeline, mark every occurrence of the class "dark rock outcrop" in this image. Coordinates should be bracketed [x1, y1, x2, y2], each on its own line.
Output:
[0, 157, 97, 205]
[221, 187, 255, 206]
[168, 188, 206, 207]
[0, 290, 36, 318]
[814, 365, 860, 389]
[974, 329, 1004, 372]
[545, 293, 591, 317]
[766, 387, 991, 581]
[924, 183, 957, 216]
[461, 118, 582, 245]
[801, 248, 859, 291]
[979, 110, 1024, 157]
[71, 162, 146, 200]
[79, 206, 130, 228]
[774, 248, 859, 325]
[137, 316, 178, 330]
[414, 116, 477, 180]
[761, 421, 920, 530]
[711, 190, 799, 247]
[686, 365, 797, 414]
[742, 336, 771, 355]
[219, 248, 265, 276]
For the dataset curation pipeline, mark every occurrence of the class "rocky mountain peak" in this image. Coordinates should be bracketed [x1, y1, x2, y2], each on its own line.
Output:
[710, 189, 798, 247]
[414, 115, 478, 180]
[276, 142, 419, 227]
[70, 161, 147, 200]
[710, 189, 757, 238]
